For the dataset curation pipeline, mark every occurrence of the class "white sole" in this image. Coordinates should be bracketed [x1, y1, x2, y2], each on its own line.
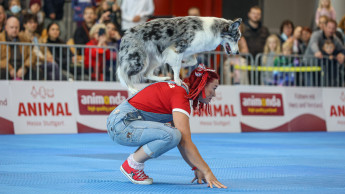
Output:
[120, 166, 153, 185]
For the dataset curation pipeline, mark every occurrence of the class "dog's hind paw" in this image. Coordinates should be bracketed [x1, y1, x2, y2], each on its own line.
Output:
[160, 76, 172, 81]
[174, 78, 182, 86]
[128, 87, 139, 95]
[146, 76, 171, 82]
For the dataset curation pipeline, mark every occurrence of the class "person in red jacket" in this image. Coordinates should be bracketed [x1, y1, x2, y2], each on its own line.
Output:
[107, 64, 227, 189]
[84, 23, 111, 81]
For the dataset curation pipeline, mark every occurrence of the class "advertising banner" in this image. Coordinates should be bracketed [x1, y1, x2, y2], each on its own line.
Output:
[190, 86, 241, 133]
[323, 88, 345, 132]
[73, 82, 128, 133]
[237, 86, 288, 132]
[11, 81, 76, 134]
[0, 81, 14, 134]
[285, 87, 326, 131]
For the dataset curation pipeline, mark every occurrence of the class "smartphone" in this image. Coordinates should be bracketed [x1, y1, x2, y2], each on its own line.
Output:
[98, 28, 106, 36]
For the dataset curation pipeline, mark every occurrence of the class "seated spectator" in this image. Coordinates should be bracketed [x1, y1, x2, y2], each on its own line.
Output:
[24, 0, 45, 35]
[0, 17, 40, 80]
[304, 19, 345, 86]
[20, 13, 63, 81]
[0, 5, 6, 32]
[261, 34, 281, 85]
[6, 0, 22, 18]
[0, 0, 26, 10]
[43, 0, 66, 41]
[279, 20, 294, 44]
[73, 6, 97, 48]
[320, 39, 341, 86]
[300, 27, 312, 54]
[84, 23, 111, 81]
[104, 20, 120, 81]
[39, 22, 74, 80]
[97, 0, 122, 35]
[317, 15, 328, 31]
[290, 26, 303, 54]
[72, 0, 96, 26]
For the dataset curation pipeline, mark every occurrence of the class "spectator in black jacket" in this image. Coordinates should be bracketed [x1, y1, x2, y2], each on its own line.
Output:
[73, 6, 96, 48]
[243, 6, 270, 58]
[242, 5, 270, 85]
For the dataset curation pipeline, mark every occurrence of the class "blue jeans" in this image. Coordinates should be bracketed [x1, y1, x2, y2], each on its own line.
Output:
[107, 101, 181, 158]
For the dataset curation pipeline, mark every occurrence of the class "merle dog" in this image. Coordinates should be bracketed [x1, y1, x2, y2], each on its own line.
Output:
[117, 16, 242, 93]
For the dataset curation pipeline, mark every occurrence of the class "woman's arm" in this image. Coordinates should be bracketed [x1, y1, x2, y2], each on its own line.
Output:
[173, 111, 227, 188]
[173, 112, 210, 173]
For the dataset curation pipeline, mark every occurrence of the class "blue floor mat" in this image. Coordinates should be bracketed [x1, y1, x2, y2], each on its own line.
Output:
[1, 132, 345, 193]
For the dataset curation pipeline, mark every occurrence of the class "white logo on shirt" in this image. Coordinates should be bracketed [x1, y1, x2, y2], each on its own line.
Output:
[168, 83, 175, 88]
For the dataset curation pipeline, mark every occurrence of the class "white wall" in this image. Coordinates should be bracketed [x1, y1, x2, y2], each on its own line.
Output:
[263, 0, 345, 34]
[263, 0, 316, 34]
[332, 0, 345, 23]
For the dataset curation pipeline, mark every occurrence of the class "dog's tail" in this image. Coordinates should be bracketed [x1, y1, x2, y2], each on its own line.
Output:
[117, 64, 139, 94]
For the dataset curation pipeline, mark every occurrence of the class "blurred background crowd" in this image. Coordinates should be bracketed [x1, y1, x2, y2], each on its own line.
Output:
[0, 0, 344, 87]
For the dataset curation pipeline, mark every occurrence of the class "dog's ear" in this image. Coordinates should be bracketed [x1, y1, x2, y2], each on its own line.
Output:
[229, 18, 242, 31]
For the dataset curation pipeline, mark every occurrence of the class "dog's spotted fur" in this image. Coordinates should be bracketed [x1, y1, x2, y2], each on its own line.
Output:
[117, 16, 242, 93]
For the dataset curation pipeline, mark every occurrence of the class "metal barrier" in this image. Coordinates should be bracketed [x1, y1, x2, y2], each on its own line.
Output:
[0, 42, 118, 81]
[163, 51, 255, 85]
[1, 41, 343, 87]
[255, 53, 345, 87]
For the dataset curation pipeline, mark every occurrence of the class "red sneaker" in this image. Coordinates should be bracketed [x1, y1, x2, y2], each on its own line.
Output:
[120, 160, 153, 185]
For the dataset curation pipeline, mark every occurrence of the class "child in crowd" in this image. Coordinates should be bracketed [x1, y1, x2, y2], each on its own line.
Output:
[261, 34, 281, 85]
[315, 0, 336, 27]
[320, 39, 340, 86]
[273, 41, 297, 86]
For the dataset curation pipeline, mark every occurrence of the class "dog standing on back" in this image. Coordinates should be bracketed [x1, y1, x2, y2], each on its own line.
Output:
[117, 16, 242, 93]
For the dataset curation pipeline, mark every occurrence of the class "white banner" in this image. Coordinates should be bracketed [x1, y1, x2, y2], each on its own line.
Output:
[285, 87, 326, 131]
[190, 86, 241, 133]
[0, 81, 14, 134]
[323, 88, 345, 132]
[73, 82, 128, 133]
[237, 86, 288, 132]
[11, 81, 76, 134]
[3, 80, 343, 134]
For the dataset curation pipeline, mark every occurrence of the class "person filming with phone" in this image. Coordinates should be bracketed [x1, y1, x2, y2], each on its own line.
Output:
[84, 23, 114, 81]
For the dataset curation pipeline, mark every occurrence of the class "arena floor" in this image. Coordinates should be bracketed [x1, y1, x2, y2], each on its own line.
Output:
[1, 132, 345, 194]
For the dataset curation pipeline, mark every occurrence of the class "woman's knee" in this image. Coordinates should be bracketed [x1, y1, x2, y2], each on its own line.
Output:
[173, 129, 182, 145]
[163, 128, 181, 147]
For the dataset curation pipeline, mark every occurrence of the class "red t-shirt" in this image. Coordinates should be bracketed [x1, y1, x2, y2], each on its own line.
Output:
[128, 82, 191, 117]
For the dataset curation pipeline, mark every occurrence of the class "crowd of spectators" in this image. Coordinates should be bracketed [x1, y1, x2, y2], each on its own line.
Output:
[0, 0, 154, 81]
[239, 1, 345, 87]
[0, 0, 344, 87]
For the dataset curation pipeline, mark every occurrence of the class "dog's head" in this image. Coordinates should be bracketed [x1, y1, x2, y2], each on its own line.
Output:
[221, 18, 242, 55]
